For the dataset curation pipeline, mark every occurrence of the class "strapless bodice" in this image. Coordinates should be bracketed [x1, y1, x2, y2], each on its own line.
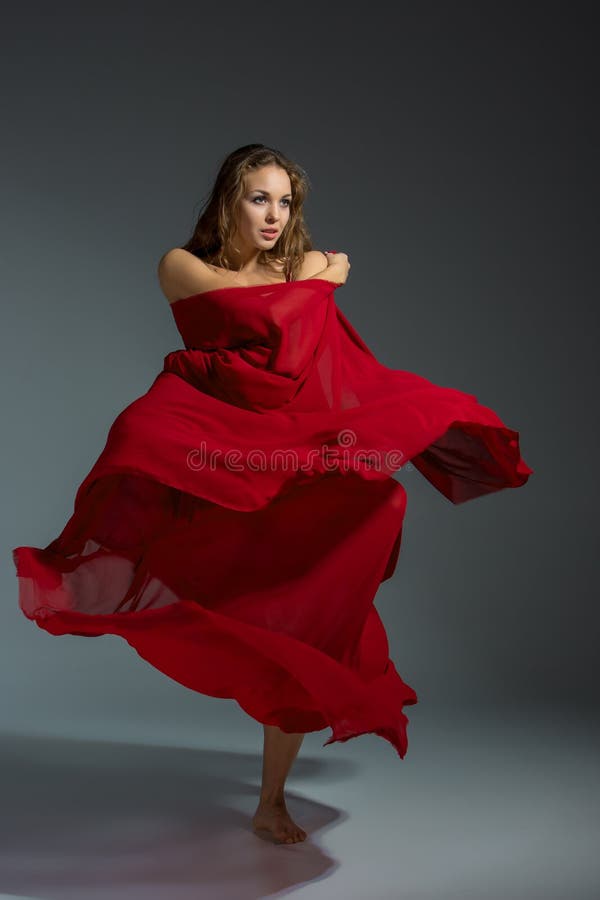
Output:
[169, 277, 339, 350]
[162, 277, 342, 412]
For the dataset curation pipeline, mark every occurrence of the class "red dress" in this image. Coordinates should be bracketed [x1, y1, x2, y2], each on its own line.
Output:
[12, 276, 533, 758]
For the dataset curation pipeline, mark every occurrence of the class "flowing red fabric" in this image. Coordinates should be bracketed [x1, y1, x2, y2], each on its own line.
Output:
[12, 277, 533, 758]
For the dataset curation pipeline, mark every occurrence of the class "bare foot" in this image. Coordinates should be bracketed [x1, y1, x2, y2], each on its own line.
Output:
[252, 800, 307, 844]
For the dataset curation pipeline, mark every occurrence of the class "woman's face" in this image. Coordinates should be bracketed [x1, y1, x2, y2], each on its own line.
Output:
[233, 164, 292, 252]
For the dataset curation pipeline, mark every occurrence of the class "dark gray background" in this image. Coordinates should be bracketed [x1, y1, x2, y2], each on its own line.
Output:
[1, 3, 598, 896]
[3, 2, 596, 725]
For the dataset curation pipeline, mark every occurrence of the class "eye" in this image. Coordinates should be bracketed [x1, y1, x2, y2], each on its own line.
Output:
[252, 196, 291, 206]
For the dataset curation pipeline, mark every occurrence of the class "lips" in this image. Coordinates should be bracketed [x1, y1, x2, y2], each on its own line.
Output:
[261, 229, 278, 236]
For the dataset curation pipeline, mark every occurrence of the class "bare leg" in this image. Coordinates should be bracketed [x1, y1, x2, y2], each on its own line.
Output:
[252, 724, 307, 843]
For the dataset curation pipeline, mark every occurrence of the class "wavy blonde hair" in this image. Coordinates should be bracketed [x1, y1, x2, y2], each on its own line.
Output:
[181, 144, 315, 282]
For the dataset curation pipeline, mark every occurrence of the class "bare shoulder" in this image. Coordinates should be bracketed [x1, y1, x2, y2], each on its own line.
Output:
[157, 248, 213, 304]
[297, 249, 329, 280]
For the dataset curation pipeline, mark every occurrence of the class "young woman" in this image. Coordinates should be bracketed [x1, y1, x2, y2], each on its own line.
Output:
[13, 143, 533, 845]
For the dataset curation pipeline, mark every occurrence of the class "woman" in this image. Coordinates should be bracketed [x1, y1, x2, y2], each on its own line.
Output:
[12, 143, 533, 845]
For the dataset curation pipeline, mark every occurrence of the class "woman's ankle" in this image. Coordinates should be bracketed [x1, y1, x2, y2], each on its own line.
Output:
[258, 789, 286, 807]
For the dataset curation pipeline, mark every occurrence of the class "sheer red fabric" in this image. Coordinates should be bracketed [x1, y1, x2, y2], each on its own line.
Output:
[12, 277, 533, 758]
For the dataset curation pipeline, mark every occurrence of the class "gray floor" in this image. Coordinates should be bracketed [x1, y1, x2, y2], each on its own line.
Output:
[0, 705, 598, 900]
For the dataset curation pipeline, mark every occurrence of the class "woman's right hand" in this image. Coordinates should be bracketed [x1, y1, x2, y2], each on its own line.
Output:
[323, 250, 351, 284]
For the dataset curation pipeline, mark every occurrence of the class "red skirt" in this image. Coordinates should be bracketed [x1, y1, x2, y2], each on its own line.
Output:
[12, 278, 533, 758]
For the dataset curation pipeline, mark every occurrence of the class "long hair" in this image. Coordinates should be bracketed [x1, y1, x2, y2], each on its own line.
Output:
[181, 144, 315, 282]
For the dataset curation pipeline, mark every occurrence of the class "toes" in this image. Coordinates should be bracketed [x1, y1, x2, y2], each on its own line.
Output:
[255, 818, 307, 845]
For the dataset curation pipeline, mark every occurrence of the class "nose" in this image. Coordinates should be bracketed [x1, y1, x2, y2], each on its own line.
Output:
[267, 201, 283, 220]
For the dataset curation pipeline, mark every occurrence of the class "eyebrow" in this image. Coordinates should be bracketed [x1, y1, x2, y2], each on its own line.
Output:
[250, 189, 292, 198]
